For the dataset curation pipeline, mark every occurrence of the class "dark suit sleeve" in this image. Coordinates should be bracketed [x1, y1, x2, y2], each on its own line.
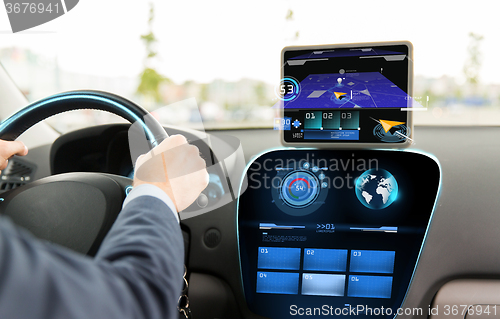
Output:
[0, 195, 184, 319]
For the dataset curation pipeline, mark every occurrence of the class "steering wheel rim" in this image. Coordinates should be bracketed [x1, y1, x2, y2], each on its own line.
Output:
[0, 90, 168, 146]
[0, 90, 168, 255]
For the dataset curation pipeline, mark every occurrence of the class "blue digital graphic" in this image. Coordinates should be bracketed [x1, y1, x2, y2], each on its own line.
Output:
[349, 250, 395, 274]
[280, 171, 320, 208]
[301, 273, 346, 296]
[283, 72, 409, 109]
[303, 248, 348, 272]
[373, 122, 411, 143]
[256, 272, 299, 295]
[289, 49, 403, 60]
[283, 117, 292, 130]
[304, 129, 359, 140]
[347, 275, 393, 299]
[355, 169, 398, 209]
[340, 111, 360, 129]
[273, 117, 292, 131]
[304, 111, 322, 129]
[257, 247, 301, 270]
[276, 77, 301, 102]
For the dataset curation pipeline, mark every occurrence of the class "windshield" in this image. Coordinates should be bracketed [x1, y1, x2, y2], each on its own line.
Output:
[1, 0, 499, 132]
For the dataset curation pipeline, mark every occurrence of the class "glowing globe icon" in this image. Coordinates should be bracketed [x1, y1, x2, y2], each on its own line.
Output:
[355, 169, 398, 210]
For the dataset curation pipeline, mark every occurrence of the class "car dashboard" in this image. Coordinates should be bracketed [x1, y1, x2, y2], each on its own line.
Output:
[4, 124, 500, 319]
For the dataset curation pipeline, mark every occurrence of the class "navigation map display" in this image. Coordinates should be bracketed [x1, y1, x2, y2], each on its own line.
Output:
[280, 42, 414, 147]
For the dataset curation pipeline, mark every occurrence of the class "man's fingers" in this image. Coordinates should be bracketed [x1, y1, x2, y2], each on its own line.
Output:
[0, 160, 8, 171]
[134, 134, 208, 186]
[169, 167, 210, 210]
[0, 140, 28, 158]
[151, 135, 188, 156]
[135, 153, 152, 170]
[199, 168, 210, 189]
[136, 135, 187, 169]
[0, 141, 28, 174]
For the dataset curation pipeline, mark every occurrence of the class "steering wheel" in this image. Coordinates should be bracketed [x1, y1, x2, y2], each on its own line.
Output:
[0, 90, 168, 256]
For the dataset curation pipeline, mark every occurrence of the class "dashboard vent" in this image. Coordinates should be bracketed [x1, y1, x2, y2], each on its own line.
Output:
[0, 158, 36, 193]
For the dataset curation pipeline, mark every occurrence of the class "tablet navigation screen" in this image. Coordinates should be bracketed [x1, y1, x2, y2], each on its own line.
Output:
[281, 44, 415, 145]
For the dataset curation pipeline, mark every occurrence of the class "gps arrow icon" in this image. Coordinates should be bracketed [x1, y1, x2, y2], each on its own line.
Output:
[333, 92, 347, 100]
[379, 119, 405, 133]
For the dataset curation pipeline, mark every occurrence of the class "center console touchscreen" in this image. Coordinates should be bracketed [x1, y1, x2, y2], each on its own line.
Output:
[237, 149, 440, 318]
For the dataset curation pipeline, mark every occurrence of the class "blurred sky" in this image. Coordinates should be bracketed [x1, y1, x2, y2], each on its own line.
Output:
[0, 0, 498, 85]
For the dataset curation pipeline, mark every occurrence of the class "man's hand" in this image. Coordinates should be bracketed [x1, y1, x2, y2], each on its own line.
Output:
[0, 140, 28, 173]
[133, 135, 209, 212]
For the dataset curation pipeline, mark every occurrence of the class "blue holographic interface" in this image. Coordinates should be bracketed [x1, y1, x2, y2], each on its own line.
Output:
[282, 43, 413, 144]
[347, 275, 393, 299]
[256, 272, 299, 295]
[257, 247, 395, 298]
[349, 250, 395, 274]
[257, 247, 301, 270]
[238, 150, 442, 319]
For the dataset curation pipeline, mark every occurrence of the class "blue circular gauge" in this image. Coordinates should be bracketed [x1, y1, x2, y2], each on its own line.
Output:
[275, 77, 301, 102]
[280, 171, 320, 208]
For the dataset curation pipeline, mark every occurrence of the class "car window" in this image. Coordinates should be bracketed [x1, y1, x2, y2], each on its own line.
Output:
[0, 0, 499, 133]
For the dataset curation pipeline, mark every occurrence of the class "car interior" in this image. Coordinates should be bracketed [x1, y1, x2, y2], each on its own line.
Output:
[0, 2, 499, 319]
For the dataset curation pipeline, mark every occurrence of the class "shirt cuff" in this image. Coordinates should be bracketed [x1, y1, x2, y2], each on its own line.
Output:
[122, 184, 179, 223]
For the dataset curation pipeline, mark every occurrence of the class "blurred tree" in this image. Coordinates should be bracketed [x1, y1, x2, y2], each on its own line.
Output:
[137, 3, 169, 105]
[285, 8, 299, 41]
[463, 32, 484, 88]
[254, 81, 268, 106]
[199, 83, 209, 103]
